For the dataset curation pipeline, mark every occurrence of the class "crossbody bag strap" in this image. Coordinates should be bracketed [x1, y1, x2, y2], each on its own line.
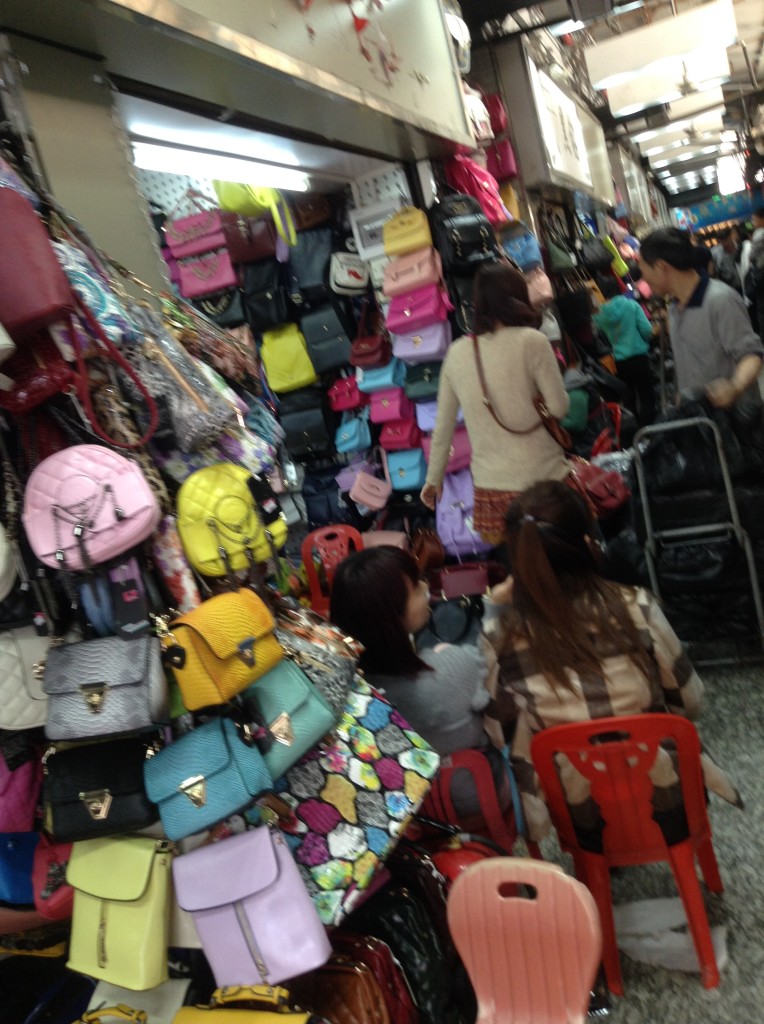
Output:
[471, 334, 540, 437]
[77, 1006, 148, 1024]
[379, 445, 392, 487]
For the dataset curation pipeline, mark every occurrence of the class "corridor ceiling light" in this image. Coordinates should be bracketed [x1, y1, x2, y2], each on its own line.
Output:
[584, 0, 736, 90]
[717, 154, 745, 195]
[549, 19, 585, 36]
[131, 141, 310, 192]
[668, 88, 725, 121]
[606, 49, 731, 118]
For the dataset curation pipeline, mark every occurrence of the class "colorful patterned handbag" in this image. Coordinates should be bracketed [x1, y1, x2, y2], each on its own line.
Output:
[274, 677, 439, 926]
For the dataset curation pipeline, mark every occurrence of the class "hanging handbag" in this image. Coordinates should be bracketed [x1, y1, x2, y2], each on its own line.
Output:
[52, 240, 139, 344]
[370, 387, 413, 425]
[241, 660, 337, 780]
[0, 333, 76, 416]
[178, 249, 237, 300]
[275, 676, 439, 926]
[331, 934, 419, 1024]
[430, 560, 489, 600]
[502, 225, 543, 272]
[357, 358, 406, 395]
[385, 448, 427, 491]
[42, 736, 158, 842]
[279, 389, 333, 460]
[411, 527, 445, 573]
[405, 363, 441, 404]
[348, 453, 393, 513]
[485, 139, 518, 183]
[568, 457, 630, 517]
[382, 247, 442, 297]
[579, 233, 612, 273]
[601, 234, 630, 278]
[335, 408, 371, 454]
[350, 301, 391, 370]
[32, 834, 73, 921]
[193, 288, 246, 329]
[260, 324, 318, 394]
[223, 213, 280, 263]
[525, 265, 554, 309]
[67, 835, 172, 990]
[444, 156, 507, 228]
[0, 757, 42, 833]
[392, 320, 452, 365]
[23, 445, 161, 572]
[0, 625, 51, 731]
[435, 469, 492, 558]
[0, 188, 74, 339]
[422, 427, 471, 474]
[164, 294, 260, 387]
[0, 832, 39, 905]
[177, 462, 288, 577]
[42, 635, 168, 741]
[379, 417, 421, 451]
[301, 306, 352, 374]
[289, 958, 391, 1024]
[240, 260, 287, 331]
[288, 228, 334, 300]
[328, 373, 366, 413]
[382, 207, 432, 258]
[157, 589, 283, 711]
[143, 718, 273, 840]
[330, 252, 370, 295]
[386, 284, 453, 335]
[213, 182, 297, 246]
[429, 194, 499, 275]
[293, 193, 333, 232]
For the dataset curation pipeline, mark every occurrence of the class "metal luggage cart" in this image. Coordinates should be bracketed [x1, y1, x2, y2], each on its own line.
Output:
[633, 417, 764, 660]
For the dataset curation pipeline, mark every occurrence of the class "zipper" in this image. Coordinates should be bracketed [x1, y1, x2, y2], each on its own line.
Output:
[97, 902, 107, 968]
[234, 900, 268, 982]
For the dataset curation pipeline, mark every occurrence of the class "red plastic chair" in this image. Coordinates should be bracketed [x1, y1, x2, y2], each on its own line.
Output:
[301, 524, 363, 617]
[447, 858, 602, 1024]
[420, 748, 542, 859]
[531, 714, 723, 995]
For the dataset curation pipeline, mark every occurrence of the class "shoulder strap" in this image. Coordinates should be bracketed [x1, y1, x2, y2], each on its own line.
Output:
[211, 986, 292, 1008]
[471, 334, 540, 436]
[77, 1007, 148, 1024]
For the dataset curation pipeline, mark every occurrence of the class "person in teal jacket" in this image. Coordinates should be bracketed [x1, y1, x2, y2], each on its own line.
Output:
[594, 276, 656, 426]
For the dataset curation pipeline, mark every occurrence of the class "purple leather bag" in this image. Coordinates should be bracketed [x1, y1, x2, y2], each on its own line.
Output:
[436, 469, 492, 557]
[392, 320, 452, 365]
[415, 401, 463, 433]
[172, 827, 331, 987]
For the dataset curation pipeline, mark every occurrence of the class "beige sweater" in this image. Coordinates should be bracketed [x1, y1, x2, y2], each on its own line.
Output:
[425, 327, 571, 491]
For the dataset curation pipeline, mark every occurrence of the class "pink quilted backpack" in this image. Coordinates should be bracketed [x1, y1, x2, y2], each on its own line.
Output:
[23, 444, 161, 571]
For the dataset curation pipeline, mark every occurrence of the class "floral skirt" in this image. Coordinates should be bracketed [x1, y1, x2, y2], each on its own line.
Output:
[474, 473, 581, 543]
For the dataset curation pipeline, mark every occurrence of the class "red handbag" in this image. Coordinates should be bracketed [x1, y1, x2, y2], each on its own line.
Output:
[568, 457, 630, 517]
[483, 93, 509, 136]
[32, 835, 74, 921]
[444, 156, 508, 228]
[0, 333, 75, 415]
[0, 189, 74, 338]
[328, 375, 367, 412]
[380, 417, 421, 451]
[333, 932, 419, 1024]
[222, 213, 279, 264]
[350, 301, 392, 369]
[430, 561, 489, 600]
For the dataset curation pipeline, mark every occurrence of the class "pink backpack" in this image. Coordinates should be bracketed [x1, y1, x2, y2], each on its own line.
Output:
[23, 444, 161, 571]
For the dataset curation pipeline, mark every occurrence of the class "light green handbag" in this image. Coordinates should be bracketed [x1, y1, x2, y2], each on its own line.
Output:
[602, 234, 630, 278]
[260, 324, 318, 394]
[67, 836, 172, 991]
[213, 181, 297, 246]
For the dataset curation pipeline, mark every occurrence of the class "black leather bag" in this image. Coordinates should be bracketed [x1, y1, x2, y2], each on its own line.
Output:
[430, 194, 499, 274]
[278, 388, 333, 460]
[289, 227, 333, 301]
[0, 583, 34, 629]
[192, 287, 246, 328]
[300, 305, 352, 373]
[240, 260, 287, 331]
[302, 466, 363, 529]
[404, 362, 441, 402]
[579, 236, 612, 273]
[42, 736, 158, 842]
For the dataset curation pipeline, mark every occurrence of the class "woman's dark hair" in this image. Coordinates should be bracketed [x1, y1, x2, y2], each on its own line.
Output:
[639, 227, 694, 271]
[499, 480, 653, 690]
[598, 275, 621, 301]
[330, 547, 431, 676]
[473, 262, 542, 333]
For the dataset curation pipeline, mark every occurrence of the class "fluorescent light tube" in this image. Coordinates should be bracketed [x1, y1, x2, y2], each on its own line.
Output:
[132, 142, 310, 192]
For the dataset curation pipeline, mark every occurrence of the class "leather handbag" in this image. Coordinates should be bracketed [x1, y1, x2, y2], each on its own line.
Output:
[503, 224, 543, 271]
[357, 358, 406, 395]
[330, 252, 370, 296]
[279, 389, 333, 460]
[386, 285, 453, 335]
[379, 417, 421, 451]
[193, 288, 247, 329]
[158, 589, 283, 710]
[350, 302, 392, 370]
[0, 832, 39, 905]
[431, 560, 489, 600]
[0, 625, 51, 731]
[0, 334, 75, 415]
[429, 193, 498, 275]
[370, 387, 413, 425]
[568, 457, 631, 517]
[383, 247, 442, 297]
[301, 306, 352, 374]
[422, 426, 471, 473]
[42, 736, 158, 842]
[23, 445, 162, 572]
[0, 756, 42, 832]
[382, 207, 432, 258]
[241, 660, 337, 780]
[260, 324, 318, 394]
[32, 833, 73, 920]
[165, 207, 227, 258]
[293, 193, 333, 231]
[348, 460, 392, 513]
[335, 409, 371, 454]
[289, 958, 390, 1024]
[392, 320, 451, 366]
[385, 448, 427, 491]
[405, 364, 441, 404]
[485, 138, 518, 183]
[328, 374, 366, 413]
[143, 718, 273, 840]
[444, 155, 507, 228]
[177, 463, 288, 577]
[214, 182, 297, 246]
[411, 527, 445, 572]
[332, 934, 419, 1024]
[174, 827, 331, 986]
[174, 985, 320, 1023]
[240, 260, 288, 331]
[178, 249, 238, 300]
[435, 469, 492, 558]
[67, 835, 172, 990]
[0, 188, 74, 339]
[525, 265, 553, 309]
[42, 635, 168, 741]
[579, 234, 613, 273]
[223, 213, 279, 263]
[288, 228, 333, 299]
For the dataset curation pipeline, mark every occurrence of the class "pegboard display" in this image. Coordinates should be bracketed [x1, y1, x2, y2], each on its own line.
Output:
[135, 169, 216, 214]
[351, 164, 411, 210]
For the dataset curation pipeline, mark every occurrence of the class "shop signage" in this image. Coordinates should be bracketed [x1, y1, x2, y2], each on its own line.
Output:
[528, 59, 593, 190]
[674, 191, 756, 230]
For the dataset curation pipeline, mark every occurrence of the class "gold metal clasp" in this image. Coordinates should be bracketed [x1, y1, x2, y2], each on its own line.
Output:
[80, 683, 107, 714]
[269, 712, 295, 747]
[179, 775, 207, 807]
[81, 789, 113, 820]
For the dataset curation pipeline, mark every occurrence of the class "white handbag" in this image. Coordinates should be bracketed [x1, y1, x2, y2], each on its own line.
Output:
[0, 523, 15, 603]
[330, 251, 370, 295]
[86, 979, 191, 1023]
[0, 626, 51, 730]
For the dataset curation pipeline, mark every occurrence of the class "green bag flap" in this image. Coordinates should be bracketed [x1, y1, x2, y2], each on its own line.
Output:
[67, 835, 161, 902]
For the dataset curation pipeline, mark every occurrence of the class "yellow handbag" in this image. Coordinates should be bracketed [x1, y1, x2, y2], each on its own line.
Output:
[67, 836, 172, 991]
[260, 324, 318, 394]
[499, 182, 521, 223]
[213, 181, 297, 246]
[159, 588, 284, 710]
[77, 1009, 147, 1024]
[602, 234, 630, 277]
[382, 206, 432, 257]
[177, 463, 288, 577]
[173, 986, 312, 1023]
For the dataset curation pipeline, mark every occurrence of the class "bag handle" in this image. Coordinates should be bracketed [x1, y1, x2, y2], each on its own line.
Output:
[210, 985, 292, 1009]
[77, 1006, 147, 1024]
[378, 446, 392, 487]
[270, 195, 297, 247]
[471, 335, 541, 437]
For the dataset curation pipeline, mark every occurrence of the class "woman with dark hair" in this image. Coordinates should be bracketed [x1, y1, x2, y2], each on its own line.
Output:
[484, 480, 741, 843]
[420, 262, 570, 544]
[330, 546, 506, 816]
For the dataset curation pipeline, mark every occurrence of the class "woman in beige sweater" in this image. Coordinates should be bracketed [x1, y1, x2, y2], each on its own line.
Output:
[420, 263, 571, 543]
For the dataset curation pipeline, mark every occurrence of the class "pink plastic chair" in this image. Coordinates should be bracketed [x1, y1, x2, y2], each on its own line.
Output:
[531, 714, 724, 995]
[301, 524, 363, 617]
[448, 858, 601, 1024]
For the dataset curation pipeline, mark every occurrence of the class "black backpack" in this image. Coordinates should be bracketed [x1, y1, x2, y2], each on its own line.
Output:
[429, 193, 499, 274]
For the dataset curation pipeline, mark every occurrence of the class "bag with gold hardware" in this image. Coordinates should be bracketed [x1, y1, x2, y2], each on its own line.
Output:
[173, 827, 331, 987]
[67, 835, 172, 990]
[382, 207, 432, 258]
[158, 589, 283, 711]
[42, 736, 159, 842]
[173, 985, 325, 1023]
[177, 463, 288, 578]
[42, 635, 169, 741]
[143, 718, 273, 841]
[289, 957, 391, 1024]
[83, 979, 192, 1024]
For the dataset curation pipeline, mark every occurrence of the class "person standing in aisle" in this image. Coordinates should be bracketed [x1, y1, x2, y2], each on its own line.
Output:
[710, 226, 743, 294]
[418, 263, 570, 544]
[593, 276, 656, 427]
[638, 227, 763, 420]
[747, 208, 764, 341]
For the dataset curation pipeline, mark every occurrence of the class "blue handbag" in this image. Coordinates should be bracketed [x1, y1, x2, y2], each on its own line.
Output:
[143, 717, 273, 841]
[357, 357, 406, 394]
[241, 661, 338, 781]
[0, 832, 39, 904]
[385, 448, 427, 491]
[335, 408, 371, 454]
[502, 226, 542, 272]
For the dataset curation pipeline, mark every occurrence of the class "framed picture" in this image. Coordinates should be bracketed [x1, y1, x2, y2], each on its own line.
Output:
[349, 197, 405, 261]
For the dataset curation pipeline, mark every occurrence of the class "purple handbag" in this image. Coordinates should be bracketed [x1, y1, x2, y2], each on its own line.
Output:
[173, 827, 331, 987]
[335, 456, 374, 492]
[392, 320, 452, 365]
[436, 469, 492, 557]
[415, 401, 463, 433]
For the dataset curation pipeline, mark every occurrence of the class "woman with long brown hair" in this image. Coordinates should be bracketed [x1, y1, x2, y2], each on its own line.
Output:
[420, 262, 570, 544]
[485, 480, 741, 843]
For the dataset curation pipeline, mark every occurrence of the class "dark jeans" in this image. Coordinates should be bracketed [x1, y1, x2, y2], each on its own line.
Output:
[616, 354, 656, 427]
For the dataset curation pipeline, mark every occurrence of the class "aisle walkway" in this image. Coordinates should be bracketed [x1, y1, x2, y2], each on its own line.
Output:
[543, 665, 763, 1023]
